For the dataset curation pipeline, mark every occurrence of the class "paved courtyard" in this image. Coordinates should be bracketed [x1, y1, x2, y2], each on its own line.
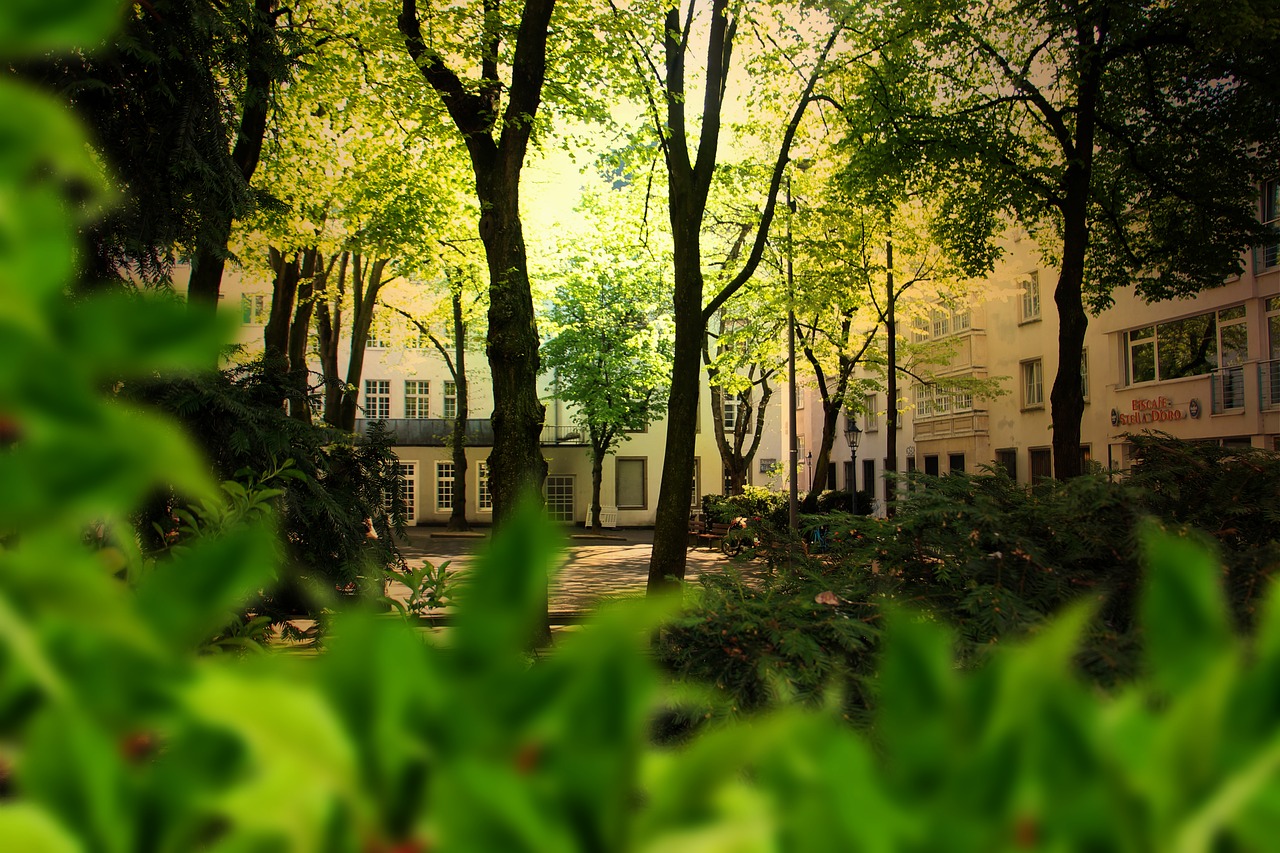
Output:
[396, 525, 743, 613]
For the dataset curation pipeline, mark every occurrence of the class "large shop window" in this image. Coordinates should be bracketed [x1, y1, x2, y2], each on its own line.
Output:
[1123, 307, 1248, 386]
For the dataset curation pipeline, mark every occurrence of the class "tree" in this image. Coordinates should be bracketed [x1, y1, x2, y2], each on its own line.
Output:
[858, 0, 1280, 479]
[397, 0, 558, 524]
[541, 252, 672, 530]
[386, 264, 489, 531]
[606, 0, 846, 593]
[17, 0, 295, 290]
[703, 308, 782, 496]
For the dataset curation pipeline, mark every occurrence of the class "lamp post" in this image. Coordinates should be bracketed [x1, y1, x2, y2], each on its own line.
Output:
[844, 416, 862, 495]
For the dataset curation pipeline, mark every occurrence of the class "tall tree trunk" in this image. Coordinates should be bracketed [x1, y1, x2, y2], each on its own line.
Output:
[337, 254, 390, 431]
[801, 401, 841, 511]
[287, 249, 326, 424]
[1050, 22, 1102, 481]
[589, 438, 605, 531]
[188, 0, 277, 311]
[318, 251, 348, 426]
[399, 0, 553, 529]
[448, 291, 470, 531]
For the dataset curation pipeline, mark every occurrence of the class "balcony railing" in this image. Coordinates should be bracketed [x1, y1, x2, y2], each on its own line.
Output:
[1210, 366, 1246, 414]
[355, 418, 588, 447]
[1261, 360, 1280, 410]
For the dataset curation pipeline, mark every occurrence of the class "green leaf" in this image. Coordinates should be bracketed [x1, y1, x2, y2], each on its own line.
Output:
[1140, 525, 1232, 694]
[0, 803, 84, 853]
[0, 0, 121, 56]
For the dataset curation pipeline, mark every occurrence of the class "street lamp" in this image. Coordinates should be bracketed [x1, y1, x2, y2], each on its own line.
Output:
[786, 158, 811, 534]
[844, 416, 861, 493]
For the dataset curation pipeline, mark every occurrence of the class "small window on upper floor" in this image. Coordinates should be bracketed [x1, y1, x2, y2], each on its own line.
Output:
[1020, 272, 1041, 323]
[1258, 179, 1279, 272]
[241, 294, 269, 325]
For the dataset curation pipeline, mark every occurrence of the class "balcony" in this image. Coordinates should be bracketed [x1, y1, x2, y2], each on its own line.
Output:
[355, 418, 588, 447]
[1262, 361, 1280, 410]
[1210, 367, 1246, 414]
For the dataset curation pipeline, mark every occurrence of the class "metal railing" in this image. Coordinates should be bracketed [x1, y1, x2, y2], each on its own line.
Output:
[1261, 360, 1280, 410]
[1210, 366, 1246, 414]
[355, 418, 589, 447]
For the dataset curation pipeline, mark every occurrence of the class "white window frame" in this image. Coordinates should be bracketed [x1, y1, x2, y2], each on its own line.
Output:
[1124, 307, 1249, 386]
[364, 379, 391, 420]
[435, 461, 454, 512]
[1020, 272, 1041, 323]
[1022, 359, 1044, 409]
[443, 380, 458, 419]
[1260, 179, 1279, 271]
[722, 395, 740, 432]
[544, 475, 575, 522]
[862, 395, 878, 432]
[477, 460, 492, 512]
[385, 461, 416, 524]
[404, 380, 430, 419]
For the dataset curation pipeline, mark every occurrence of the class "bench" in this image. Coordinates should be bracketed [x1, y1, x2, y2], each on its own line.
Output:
[584, 506, 619, 529]
[688, 520, 733, 551]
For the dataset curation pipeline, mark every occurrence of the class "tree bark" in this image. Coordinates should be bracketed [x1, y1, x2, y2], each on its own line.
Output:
[589, 438, 605, 531]
[318, 251, 348, 426]
[1050, 20, 1103, 481]
[188, 0, 277, 311]
[287, 249, 325, 424]
[337, 254, 390, 431]
[448, 291, 470, 531]
[399, 0, 551, 526]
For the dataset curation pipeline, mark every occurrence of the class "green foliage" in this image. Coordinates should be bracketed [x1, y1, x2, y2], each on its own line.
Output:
[119, 360, 407, 613]
[700, 486, 788, 525]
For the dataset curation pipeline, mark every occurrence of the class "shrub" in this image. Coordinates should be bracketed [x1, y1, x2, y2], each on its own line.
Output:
[700, 485, 788, 525]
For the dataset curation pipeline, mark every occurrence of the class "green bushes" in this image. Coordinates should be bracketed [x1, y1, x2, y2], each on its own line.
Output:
[700, 485, 788, 524]
[668, 445, 1280, 707]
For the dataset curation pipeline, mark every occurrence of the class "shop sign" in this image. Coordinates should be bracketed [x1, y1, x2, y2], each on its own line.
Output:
[1111, 396, 1187, 427]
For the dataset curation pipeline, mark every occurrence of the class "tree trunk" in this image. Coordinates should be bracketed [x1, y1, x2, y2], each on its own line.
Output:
[399, 0, 552, 529]
[287, 248, 323, 424]
[800, 400, 841, 513]
[448, 292, 470, 531]
[648, 224, 705, 593]
[337, 254, 389, 431]
[1051, 23, 1102, 481]
[318, 251, 348, 426]
[187, 0, 277, 311]
[590, 441, 605, 531]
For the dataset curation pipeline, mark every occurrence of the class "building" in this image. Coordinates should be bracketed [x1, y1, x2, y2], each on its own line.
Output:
[795, 184, 1280, 506]
[202, 266, 783, 527]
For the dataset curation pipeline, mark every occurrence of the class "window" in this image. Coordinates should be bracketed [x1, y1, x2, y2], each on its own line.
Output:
[913, 383, 971, 419]
[1021, 359, 1044, 408]
[1080, 348, 1090, 401]
[477, 460, 492, 512]
[931, 307, 951, 339]
[949, 453, 965, 474]
[691, 458, 701, 508]
[1259, 179, 1279, 271]
[952, 307, 972, 333]
[435, 461, 454, 511]
[443, 380, 458, 419]
[843, 460, 854, 492]
[544, 475, 575, 522]
[1030, 448, 1052, 483]
[912, 315, 930, 343]
[863, 395, 878, 432]
[722, 396, 740, 432]
[364, 379, 390, 420]
[1123, 307, 1249, 385]
[863, 459, 876, 499]
[1266, 296, 1280, 409]
[385, 461, 416, 521]
[615, 458, 647, 509]
[923, 455, 940, 476]
[366, 332, 387, 349]
[241, 294, 269, 324]
[404, 380, 430, 419]
[996, 449, 1017, 481]
[1020, 271, 1041, 322]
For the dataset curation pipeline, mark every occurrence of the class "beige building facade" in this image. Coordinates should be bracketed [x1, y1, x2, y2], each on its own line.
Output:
[795, 185, 1280, 507]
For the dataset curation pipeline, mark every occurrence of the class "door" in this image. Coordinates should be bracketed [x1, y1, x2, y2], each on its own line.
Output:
[544, 475, 575, 522]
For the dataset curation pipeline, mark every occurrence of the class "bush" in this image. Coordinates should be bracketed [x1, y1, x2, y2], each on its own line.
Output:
[700, 485, 788, 525]
[121, 362, 406, 614]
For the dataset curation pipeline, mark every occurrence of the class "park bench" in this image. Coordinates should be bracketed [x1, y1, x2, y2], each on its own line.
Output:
[688, 519, 734, 551]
